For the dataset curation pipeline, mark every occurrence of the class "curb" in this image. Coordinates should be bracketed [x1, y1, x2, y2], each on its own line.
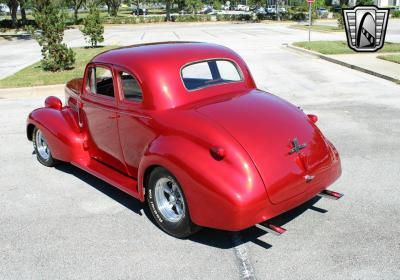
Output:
[288, 25, 345, 33]
[286, 44, 400, 84]
[0, 84, 65, 99]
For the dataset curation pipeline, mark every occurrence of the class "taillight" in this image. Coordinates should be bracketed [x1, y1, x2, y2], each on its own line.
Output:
[210, 147, 225, 161]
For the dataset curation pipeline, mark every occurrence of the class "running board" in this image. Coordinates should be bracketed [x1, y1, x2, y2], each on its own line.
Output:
[318, 190, 343, 200]
[258, 223, 286, 236]
[71, 159, 141, 200]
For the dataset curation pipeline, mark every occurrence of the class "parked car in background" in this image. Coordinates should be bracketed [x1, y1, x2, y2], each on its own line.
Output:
[316, 7, 329, 17]
[200, 5, 213, 14]
[222, 4, 234, 10]
[267, 6, 287, 14]
[236, 4, 250, 11]
[254, 7, 266, 15]
[0, 4, 10, 13]
[267, 6, 276, 13]
[133, 7, 147, 16]
[278, 7, 287, 13]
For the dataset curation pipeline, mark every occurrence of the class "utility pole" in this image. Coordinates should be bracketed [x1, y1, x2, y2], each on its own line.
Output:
[307, 0, 314, 42]
[276, 0, 280, 21]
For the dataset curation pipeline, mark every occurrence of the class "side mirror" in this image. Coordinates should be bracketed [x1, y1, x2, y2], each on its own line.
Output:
[45, 96, 62, 110]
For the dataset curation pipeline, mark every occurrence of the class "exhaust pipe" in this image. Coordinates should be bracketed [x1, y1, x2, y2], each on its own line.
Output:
[319, 190, 343, 200]
[258, 223, 286, 236]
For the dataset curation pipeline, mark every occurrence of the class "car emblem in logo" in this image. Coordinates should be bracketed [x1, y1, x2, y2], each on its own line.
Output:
[342, 5, 389, 52]
[289, 138, 307, 155]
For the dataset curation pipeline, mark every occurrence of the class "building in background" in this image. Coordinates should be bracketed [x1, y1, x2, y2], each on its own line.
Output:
[348, 0, 399, 6]
[375, 0, 399, 6]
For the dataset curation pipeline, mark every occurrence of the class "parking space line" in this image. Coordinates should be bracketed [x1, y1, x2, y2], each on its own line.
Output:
[202, 30, 218, 38]
[173, 31, 180, 39]
[231, 232, 257, 280]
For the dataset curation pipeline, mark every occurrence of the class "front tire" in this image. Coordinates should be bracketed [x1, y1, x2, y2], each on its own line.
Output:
[32, 127, 57, 167]
[147, 167, 200, 238]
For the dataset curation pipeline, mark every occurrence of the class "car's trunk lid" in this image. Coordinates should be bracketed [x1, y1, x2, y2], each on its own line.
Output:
[196, 90, 331, 204]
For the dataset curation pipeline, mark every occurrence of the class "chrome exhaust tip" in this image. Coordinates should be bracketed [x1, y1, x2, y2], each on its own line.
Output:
[258, 223, 286, 236]
[318, 189, 343, 200]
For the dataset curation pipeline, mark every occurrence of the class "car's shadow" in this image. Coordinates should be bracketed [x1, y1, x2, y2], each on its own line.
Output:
[56, 164, 144, 216]
[55, 163, 327, 250]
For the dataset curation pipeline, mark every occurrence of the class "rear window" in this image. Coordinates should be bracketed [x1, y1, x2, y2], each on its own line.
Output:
[181, 59, 242, 91]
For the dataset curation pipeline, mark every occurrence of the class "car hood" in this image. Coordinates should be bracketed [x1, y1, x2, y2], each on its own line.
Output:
[196, 90, 332, 204]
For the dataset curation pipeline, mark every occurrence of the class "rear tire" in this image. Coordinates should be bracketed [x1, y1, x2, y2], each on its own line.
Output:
[32, 127, 57, 167]
[147, 167, 200, 238]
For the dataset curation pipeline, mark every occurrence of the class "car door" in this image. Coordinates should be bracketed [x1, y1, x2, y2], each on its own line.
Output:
[81, 64, 128, 174]
[114, 67, 155, 177]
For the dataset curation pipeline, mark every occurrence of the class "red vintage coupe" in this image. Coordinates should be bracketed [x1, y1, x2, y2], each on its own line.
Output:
[27, 42, 342, 238]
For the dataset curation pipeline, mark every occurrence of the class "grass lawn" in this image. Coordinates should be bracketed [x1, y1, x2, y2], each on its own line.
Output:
[290, 25, 344, 32]
[293, 41, 400, 55]
[0, 46, 118, 88]
[377, 54, 400, 64]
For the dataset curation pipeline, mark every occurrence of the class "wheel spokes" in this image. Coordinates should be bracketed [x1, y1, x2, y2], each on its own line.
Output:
[154, 177, 185, 223]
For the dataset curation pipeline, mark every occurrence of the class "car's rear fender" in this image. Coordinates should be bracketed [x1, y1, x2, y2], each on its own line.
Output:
[27, 107, 89, 163]
[138, 133, 270, 231]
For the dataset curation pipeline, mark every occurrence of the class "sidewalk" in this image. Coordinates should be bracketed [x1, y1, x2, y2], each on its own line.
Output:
[0, 84, 64, 99]
[287, 44, 400, 84]
[326, 53, 400, 81]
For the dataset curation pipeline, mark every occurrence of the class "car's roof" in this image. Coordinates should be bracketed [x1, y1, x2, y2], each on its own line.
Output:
[92, 41, 234, 67]
[90, 42, 256, 110]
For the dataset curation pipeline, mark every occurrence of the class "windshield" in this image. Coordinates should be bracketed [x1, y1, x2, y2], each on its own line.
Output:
[181, 59, 242, 91]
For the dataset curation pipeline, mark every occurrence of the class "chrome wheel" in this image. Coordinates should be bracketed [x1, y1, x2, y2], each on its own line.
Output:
[35, 129, 50, 161]
[154, 177, 185, 223]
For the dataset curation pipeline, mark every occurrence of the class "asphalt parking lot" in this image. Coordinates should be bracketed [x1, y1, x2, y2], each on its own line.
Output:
[1, 22, 400, 279]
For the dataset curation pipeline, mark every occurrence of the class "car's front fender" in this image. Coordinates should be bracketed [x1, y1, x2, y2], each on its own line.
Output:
[27, 107, 89, 164]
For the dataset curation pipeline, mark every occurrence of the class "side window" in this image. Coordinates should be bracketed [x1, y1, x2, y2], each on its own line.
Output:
[119, 71, 143, 102]
[87, 66, 114, 98]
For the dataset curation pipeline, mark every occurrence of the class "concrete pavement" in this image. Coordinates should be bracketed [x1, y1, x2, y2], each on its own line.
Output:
[1, 22, 400, 280]
[325, 52, 400, 81]
[287, 44, 400, 83]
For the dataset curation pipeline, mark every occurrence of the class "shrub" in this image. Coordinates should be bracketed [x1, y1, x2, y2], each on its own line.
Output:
[216, 13, 252, 21]
[41, 44, 75, 71]
[171, 14, 211, 22]
[29, 4, 75, 71]
[392, 10, 400, 18]
[291, 12, 306, 21]
[102, 15, 166, 24]
[0, 19, 36, 29]
[337, 12, 344, 29]
[256, 13, 277, 20]
[81, 4, 104, 47]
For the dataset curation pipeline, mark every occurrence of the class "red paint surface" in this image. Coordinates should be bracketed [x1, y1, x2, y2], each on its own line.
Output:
[27, 42, 341, 231]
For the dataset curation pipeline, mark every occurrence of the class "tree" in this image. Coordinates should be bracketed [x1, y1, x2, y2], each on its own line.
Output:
[312, 0, 325, 10]
[80, 3, 104, 47]
[4, 0, 19, 28]
[165, 0, 173, 21]
[247, 0, 263, 8]
[105, 0, 121, 16]
[212, 0, 222, 10]
[19, 0, 27, 23]
[67, 0, 86, 24]
[29, 3, 75, 71]
[356, 0, 373, 4]
[185, 0, 201, 14]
